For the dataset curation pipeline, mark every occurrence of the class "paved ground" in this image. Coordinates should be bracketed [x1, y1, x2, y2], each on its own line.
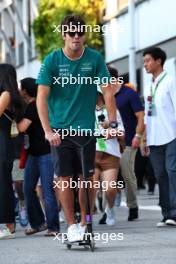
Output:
[0, 189, 176, 264]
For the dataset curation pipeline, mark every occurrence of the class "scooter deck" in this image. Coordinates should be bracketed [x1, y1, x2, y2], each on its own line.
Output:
[64, 237, 95, 251]
[64, 239, 90, 246]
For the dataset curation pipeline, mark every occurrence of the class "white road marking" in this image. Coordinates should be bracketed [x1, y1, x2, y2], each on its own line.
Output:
[121, 201, 160, 211]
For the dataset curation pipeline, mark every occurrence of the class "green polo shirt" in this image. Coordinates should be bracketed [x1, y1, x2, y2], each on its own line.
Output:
[37, 47, 111, 130]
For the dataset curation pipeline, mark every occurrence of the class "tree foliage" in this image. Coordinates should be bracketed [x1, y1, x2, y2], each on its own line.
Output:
[33, 0, 104, 61]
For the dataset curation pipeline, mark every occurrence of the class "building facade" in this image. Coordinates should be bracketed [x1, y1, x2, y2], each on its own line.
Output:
[0, 0, 40, 80]
[103, 0, 176, 91]
[1, 0, 176, 87]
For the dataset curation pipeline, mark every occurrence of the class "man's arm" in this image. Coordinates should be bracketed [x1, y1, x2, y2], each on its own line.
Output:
[131, 111, 145, 148]
[135, 111, 145, 135]
[100, 84, 117, 123]
[36, 85, 60, 146]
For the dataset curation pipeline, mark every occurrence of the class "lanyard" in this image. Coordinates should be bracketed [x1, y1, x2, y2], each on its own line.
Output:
[147, 72, 167, 117]
[150, 72, 167, 100]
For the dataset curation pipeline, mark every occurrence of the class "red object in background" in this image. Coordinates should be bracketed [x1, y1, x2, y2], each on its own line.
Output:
[19, 144, 28, 169]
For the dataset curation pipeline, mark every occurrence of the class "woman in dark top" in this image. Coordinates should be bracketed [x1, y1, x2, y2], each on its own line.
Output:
[18, 78, 60, 236]
[0, 63, 22, 239]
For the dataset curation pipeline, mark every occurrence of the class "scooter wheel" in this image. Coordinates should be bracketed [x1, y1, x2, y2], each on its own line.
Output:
[84, 245, 89, 249]
[67, 244, 72, 250]
[90, 238, 95, 252]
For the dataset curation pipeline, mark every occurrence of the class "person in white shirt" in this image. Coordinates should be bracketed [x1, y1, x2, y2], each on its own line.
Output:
[93, 88, 125, 226]
[143, 46, 176, 227]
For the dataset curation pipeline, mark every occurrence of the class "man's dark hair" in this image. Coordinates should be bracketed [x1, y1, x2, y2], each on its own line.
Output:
[61, 14, 86, 33]
[107, 66, 118, 78]
[143, 47, 167, 67]
[20, 78, 38, 98]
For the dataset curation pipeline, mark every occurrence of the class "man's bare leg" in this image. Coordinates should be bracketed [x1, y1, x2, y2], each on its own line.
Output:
[78, 175, 94, 225]
[54, 176, 75, 226]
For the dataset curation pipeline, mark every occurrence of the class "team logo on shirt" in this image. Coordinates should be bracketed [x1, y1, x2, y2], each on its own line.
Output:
[58, 65, 70, 77]
[80, 63, 93, 72]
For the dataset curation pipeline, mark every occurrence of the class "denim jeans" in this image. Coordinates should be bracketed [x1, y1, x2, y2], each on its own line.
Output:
[24, 153, 60, 231]
[150, 138, 176, 219]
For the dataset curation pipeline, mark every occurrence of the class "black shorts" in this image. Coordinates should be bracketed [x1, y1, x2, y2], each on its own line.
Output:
[51, 136, 96, 179]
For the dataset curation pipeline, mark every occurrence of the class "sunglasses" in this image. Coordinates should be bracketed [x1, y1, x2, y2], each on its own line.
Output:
[66, 31, 85, 37]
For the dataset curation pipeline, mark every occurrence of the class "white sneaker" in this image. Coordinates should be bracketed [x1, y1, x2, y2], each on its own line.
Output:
[78, 223, 86, 241]
[156, 219, 167, 227]
[67, 224, 82, 243]
[105, 207, 116, 226]
[165, 219, 176, 226]
[0, 229, 15, 239]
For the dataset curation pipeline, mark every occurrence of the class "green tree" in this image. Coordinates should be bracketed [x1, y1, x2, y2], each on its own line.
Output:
[33, 0, 104, 61]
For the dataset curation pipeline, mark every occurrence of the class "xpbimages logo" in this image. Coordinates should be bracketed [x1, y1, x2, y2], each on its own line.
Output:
[52, 75, 124, 87]
[53, 126, 124, 140]
[53, 232, 124, 244]
[53, 178, 124, 191]
[52, 22, 125, 36]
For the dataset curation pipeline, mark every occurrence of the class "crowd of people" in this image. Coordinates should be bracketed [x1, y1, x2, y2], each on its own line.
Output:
[0, 14, 176, 242]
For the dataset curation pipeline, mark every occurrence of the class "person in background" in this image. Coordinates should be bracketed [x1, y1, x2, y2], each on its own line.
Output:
[108, 66, 145, 221]
[93, 87, 125, 226]
[0, 63, 23, 239]
[12, 134, 28, 227]
[143, 46, 176, 227]
[17, 78, 60, 236]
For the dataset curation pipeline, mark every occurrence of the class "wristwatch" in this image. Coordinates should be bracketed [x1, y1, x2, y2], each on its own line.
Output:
[135, 133, 142, 139]
[109, 121, 118, 129]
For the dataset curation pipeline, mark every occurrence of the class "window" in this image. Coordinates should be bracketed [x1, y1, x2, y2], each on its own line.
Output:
[5, 52, 12, 64]
[28, 0, 31, 37]
[19, 42, 24, 65]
